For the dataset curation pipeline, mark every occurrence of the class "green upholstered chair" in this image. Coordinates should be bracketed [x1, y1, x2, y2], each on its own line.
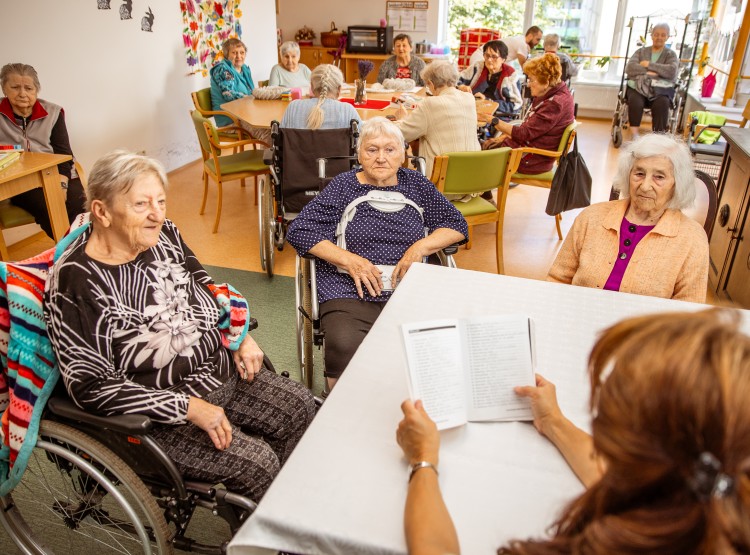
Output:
[430, 147, 519, 274]
[191, 87, 241, 143]
[509, 121, 578, 240]
[191, 110, 270, 233]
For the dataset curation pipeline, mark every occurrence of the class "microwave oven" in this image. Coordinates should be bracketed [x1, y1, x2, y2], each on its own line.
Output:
[347, 26, 393, 54]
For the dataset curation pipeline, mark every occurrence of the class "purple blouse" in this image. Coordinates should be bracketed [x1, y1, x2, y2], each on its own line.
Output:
[603, 217, 655, 292]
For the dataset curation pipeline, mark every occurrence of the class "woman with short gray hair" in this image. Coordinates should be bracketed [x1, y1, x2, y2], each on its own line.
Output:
[393, 60, 480, 177]
[210, 38, 255, 127]
[46, 149, 316, 502]
[0, 62, 86, 238]
[548, 133, 708, 302]
[624, 22, 678, 137]
[269, 40, 312, 89]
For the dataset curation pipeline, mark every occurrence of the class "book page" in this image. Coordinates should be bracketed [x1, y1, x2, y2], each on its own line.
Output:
[402, 320, 467, 430]
[463, 315, 535, 422]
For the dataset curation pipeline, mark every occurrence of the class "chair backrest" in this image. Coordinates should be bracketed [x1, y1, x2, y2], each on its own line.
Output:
[257, 79, 270, 88]
[556, 122, 577, 157]
[434, 148, 513, 195]
[73, 160, 87, 190]
[191, 110, 215, 157]
[270, 121, 359, 213]
[192, 88, 213, 114]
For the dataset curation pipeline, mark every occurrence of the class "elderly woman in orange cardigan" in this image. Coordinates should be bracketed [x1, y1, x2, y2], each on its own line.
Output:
[547, 134, 708, 303]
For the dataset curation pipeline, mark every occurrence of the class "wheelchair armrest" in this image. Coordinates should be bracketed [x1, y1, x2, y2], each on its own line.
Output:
[441, 244, 459, 256]
[262, 148, 273, 165]
[47, 396, 154, 435]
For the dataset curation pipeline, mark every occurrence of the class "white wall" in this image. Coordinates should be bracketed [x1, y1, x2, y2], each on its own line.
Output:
[276, 0, 441, 47]
[2, 0, 277, 173]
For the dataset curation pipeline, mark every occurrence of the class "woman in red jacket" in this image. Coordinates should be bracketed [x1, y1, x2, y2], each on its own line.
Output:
[482, 53, 575, 175]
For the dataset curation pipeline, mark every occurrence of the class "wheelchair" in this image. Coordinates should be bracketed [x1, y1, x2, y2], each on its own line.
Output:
[259, 120, 360, 277]
[0, 345, 280, 554]
[294, 155, 458, 391]
[610, 14, 704, 148]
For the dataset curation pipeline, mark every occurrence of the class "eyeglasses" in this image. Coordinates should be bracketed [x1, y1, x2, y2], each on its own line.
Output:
[483, 53, 502, 61]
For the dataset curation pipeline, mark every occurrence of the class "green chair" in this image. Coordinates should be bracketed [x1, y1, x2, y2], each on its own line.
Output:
[191, 110, 270, 233]
[431, 148, 519, 274]
[509, 121, 578, 240]
[191, 88, 241, 143]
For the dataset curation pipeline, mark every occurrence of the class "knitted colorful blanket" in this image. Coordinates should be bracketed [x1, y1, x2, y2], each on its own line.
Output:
[0, 248, 58, 496]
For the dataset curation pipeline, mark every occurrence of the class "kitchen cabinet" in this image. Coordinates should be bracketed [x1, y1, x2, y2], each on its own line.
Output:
[299, 46, 335, 70]
[709, 126, 750, 307]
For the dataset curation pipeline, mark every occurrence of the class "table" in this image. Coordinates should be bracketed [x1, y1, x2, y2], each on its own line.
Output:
[0, 151, 71, 241]
[221, 88, 404, 129]
[228, 264, 728, 555]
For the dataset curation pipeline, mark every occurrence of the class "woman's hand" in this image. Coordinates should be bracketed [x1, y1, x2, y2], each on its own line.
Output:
[187, 397, 233, 450]
[395, 103, 409, 120]
[514, 374, 564, 438]
[473, 92, 486, 100]
[233, 334, 264, 381]
[392, 239, 428, 287]
[639, 60, 650, 67]
[340, 250, 383, 298]
[397, 399, 439, 465]
[457, 84, 473, 94]
[476, 112, 494, 124]
[482, 135, 507, 150]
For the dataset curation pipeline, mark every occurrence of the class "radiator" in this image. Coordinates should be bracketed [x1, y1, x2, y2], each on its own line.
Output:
[572, 82, 620, 119]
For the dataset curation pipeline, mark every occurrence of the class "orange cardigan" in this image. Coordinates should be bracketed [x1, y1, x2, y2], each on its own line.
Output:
[547, 199, 709, 303]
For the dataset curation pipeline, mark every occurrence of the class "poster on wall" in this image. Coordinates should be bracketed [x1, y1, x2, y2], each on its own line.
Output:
[386, 1, 428, 33]
[182, 0, 243, 75]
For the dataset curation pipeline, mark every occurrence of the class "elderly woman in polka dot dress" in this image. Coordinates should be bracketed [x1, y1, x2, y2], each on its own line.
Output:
[287, 117, 468, 391]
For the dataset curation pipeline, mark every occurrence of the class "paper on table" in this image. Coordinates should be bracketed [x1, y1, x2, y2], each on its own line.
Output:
[402, 314, 536, 430]
[367, 86, 423, 94]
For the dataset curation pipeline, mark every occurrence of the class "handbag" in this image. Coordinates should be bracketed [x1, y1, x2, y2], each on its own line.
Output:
[545, 134, 592, 216]
[701, 70, 717, 98]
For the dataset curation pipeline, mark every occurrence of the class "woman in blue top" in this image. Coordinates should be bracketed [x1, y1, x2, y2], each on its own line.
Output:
[287, 118, 467, 390]
[210, 38, 255, 127]
[280, 64, 360, 129]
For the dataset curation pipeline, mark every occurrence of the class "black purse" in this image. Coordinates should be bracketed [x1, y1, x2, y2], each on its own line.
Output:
[545, 134, 592, 216]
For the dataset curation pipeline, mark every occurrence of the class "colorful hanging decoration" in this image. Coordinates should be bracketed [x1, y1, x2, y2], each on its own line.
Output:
[182, 0, 243, 76]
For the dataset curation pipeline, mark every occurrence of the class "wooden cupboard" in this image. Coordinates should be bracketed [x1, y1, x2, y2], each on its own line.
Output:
[298, 46, 335, 70]
[709, 126, 750, 307]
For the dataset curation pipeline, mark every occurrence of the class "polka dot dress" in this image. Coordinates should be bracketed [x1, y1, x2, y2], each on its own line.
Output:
[287, 168, 468, 303]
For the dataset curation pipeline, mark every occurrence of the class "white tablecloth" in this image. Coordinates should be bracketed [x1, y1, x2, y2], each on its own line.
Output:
[229, 264, 718, 555]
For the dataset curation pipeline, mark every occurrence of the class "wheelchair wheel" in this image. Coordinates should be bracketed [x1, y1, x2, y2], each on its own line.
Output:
[0, 420, 173, 554]
[612, 125, 623, 149]
[258, 176, 275, 277]
[295, 257, 315, 390]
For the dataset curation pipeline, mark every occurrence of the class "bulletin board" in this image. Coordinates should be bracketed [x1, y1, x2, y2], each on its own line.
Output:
[386, 1, 428, 33]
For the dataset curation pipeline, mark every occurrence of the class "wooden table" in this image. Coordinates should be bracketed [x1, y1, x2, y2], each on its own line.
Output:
[221, 88, 404, 129]
[0, 152, 70, 242]
[227, 264, 730, 555]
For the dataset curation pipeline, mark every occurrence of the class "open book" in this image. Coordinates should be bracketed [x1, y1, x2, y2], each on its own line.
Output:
[401, 315, 536, 430]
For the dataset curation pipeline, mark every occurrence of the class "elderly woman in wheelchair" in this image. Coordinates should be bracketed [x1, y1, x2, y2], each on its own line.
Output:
[44, 150, 316, 504]
[624, 22, 679, 138]
[287, 118, 468, 391]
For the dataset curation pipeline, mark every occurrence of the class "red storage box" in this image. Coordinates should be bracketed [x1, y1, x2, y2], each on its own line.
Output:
[458, 28, 501, 69]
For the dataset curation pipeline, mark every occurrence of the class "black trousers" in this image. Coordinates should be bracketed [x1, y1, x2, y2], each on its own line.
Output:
[320, 298, 386, 379]
[627, 88, 671, 133]
[11, 177, 86, 238]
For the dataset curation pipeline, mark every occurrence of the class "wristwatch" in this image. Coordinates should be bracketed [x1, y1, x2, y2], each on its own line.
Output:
[60, 181, 69, 190]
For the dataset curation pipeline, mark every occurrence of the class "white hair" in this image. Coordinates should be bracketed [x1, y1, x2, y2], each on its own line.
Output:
[279, 41, 300, 57]
[612, 134, 695, 211]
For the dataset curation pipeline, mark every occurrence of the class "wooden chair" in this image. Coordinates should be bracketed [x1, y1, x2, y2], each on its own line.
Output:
[430, 148, 519, 274]
[0, 159, 87, 261]
[257, 79, 270, 88]
[191, 110, 270, 233]
[191, 88, 241, 143]
[508, 121, 578, 240]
